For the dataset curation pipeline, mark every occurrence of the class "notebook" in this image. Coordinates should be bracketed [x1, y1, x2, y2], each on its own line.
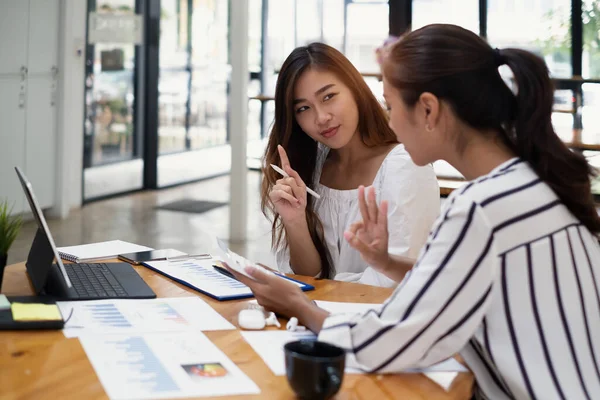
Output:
[57, 240, 153, 263]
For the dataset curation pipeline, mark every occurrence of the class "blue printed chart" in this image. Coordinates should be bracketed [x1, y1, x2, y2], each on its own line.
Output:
[57, 297, 234, 338]
[144, 257, 306, 300]
[145, 259, 255, 298]
[81, 303, 132, 328]
[79, 332, 260, 399]
[100, 336, 180, 394]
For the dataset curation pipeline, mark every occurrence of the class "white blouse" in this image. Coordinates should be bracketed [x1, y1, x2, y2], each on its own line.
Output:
[277, 144, 440, 287]
[317, 158, 600, 399]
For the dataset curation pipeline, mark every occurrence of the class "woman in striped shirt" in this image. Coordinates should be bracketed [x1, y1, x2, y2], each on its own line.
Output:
[229, 24, 600, 399]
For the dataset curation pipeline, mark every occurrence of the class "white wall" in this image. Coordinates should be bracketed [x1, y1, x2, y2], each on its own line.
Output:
[49, 0, 86, 218]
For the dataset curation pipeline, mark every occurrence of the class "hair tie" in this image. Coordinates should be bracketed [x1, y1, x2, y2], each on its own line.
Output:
[493, 48, 505, 67]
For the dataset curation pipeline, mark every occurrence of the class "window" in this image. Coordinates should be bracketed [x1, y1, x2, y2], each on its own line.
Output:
[296, 0, 322, 46]
[86, 1, 137, 166]
[487, 0, 571, 78]
[412, 0, 479, 34]
[323, 0, 345, 52]
[158, 0, 229, 155]
[582, 0, 600, 78]
[158, 0, 190, 154]
[345, 1, 388, 72]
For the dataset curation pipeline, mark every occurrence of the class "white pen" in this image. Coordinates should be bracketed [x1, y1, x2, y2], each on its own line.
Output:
[270, 164, 321, 199]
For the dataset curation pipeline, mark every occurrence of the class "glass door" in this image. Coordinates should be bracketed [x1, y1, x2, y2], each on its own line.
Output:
[83, 0, 144, 200]
[157, 0, 230, 187]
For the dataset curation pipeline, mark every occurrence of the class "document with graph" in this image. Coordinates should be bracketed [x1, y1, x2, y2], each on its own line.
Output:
[57, 297, 235, 338]
[79, 331, 260, 399]
[141, 257, 313, 301]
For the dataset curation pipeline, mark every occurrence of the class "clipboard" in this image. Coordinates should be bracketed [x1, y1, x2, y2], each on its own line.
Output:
[141, 259, 314, 301]
[0, 296, 65, 330]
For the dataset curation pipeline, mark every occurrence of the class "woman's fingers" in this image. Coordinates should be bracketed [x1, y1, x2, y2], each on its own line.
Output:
[348, 221, 364, 235]
[358, 186, 371, 224]
[273, 183, 293, 195]
[379, 200, 389, 233]
[366, 186, 378, 225]
[283, 177, 305, 200]
[269, 187, 300, 205]
[223, 264, 263, 287]
[285, 167, 307, 191]
[274, 180, 301, 200]
[277, 145, 291, 170]
[277, 145, 306, 191]
[344, 230, 376, 257]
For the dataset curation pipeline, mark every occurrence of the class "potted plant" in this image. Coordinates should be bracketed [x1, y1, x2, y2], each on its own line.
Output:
[0, 200, 22, 291]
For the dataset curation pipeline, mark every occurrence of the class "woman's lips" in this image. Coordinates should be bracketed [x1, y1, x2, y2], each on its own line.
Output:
[321, 126, 339, 138]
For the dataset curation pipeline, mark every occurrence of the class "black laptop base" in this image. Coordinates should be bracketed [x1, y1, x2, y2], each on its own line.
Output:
[42, 262, 156, 300]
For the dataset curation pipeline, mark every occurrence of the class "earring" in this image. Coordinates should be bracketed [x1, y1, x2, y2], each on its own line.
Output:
[425, 124, 433, 132]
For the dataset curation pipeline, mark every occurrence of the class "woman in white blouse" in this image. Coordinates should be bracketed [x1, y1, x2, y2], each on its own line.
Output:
[232, 25, 600, 399]
[262, 42, 439, 287]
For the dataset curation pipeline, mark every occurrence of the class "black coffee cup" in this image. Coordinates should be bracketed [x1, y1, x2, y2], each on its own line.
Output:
[284, 340, 346, 400]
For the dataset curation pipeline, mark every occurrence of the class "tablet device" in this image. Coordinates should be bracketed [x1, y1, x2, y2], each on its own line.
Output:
[118, 249, 187, 265]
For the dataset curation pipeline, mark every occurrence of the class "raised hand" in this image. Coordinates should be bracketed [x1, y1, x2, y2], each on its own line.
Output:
[269, 145, 309, 224]
[344, 185, 391, 272]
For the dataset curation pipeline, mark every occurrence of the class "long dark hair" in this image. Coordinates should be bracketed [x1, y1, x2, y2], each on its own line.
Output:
[382, 24, 600, 234]
[262, 43, 397, 279]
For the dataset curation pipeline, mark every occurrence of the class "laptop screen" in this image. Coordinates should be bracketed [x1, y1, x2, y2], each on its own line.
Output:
[14, 167, 72, 289]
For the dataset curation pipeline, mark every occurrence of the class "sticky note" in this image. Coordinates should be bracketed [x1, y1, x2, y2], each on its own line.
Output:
[0, 295, 10, 311]
[11, 303, 63, 321]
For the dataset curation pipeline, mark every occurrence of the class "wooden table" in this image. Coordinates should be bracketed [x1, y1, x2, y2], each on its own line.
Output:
[0, 260, 474, 399]
[560, 129, 600, 151]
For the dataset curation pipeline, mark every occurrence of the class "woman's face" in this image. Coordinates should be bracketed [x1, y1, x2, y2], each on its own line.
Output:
[292, 68, 359, 149]
[383, 77, 440, 166]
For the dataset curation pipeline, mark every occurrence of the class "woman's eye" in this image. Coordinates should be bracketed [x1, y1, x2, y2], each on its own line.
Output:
[323, 93, 337, 101]
[296, 106, 309, 113]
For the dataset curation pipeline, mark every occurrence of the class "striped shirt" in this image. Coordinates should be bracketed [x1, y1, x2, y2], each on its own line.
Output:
[318, 158, 600, 399]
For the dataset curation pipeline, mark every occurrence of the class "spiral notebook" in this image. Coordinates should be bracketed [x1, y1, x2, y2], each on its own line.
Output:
[57, 240, 153, 263]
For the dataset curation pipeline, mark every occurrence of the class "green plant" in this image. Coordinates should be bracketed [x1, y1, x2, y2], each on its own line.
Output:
[0, 200, 22, 256]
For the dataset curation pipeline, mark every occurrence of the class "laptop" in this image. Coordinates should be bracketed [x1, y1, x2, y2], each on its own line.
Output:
[15, 167, 156, 300]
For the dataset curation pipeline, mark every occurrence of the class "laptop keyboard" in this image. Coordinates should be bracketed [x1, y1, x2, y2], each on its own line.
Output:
[65, 263, 127, 298]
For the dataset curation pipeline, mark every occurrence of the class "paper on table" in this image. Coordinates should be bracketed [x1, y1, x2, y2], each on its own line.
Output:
[57, 297, 235, 338]
[424, 372, 460, 392]
[79, 331, 260, 400]
[241, 330, 318, 376]
[404, 358, 467, 373]
[241, 330, 468, 376]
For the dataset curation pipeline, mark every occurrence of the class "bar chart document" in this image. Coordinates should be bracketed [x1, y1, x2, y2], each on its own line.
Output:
[57, 297, 235, 338]
[142, 258, 312, 300]
[79, 331, 260, 399]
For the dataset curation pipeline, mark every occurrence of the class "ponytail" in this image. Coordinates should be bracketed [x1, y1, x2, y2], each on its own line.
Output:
[501, 49, 600, 234]
[382, 24, 600, 235]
